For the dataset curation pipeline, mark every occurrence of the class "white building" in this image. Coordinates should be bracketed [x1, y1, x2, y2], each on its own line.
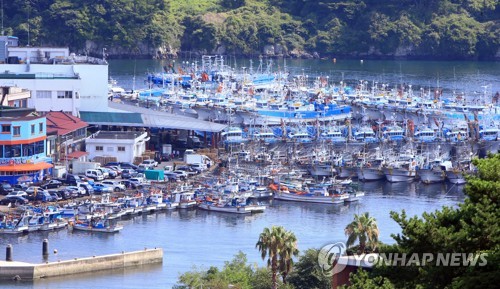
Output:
[0, 44, 108, 116]
[85, 131, 149, 163]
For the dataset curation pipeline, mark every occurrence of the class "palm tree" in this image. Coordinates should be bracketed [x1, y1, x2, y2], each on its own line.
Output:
[278, 230, 299, 284]
[256, 226, 299, 289]
[344, 212, 379, 253]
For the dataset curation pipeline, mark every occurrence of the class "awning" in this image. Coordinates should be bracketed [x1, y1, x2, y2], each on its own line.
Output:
[0, 162, 53, 172]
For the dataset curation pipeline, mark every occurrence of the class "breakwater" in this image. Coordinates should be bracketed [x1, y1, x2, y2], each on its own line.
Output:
[0, 248, 163, 281]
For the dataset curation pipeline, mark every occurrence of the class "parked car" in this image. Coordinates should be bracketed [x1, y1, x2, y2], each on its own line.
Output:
[189, 163, 207, 173]
[105, 166, 122, 176]
[172, 170, 188, 180]
[120, 180, 139, 189]
[41, 180, 62, 189]
[0, 196, 29, 206]
[25, 186, 46, 195]
[102, 180, 126, 192]
[119, 162, 138, 170]
[164, 172, 179, 181]
[141, 159, 158, 168]
[96, 167, 110, 179]
[5, 191, 28, 198]
[0, 182, 14, 195]
[91, 183, 113, 194]
[26, 190, 53, 202]
[85, 169, 104, 181]
[66, 186, 86, 197]
[78, 183, 94, 195]
[136, 164, 149, 173]
[13, 183, 29, 191]
[60, 173, 81, 186]
[104, 162, 120, 167]
[121, 169, 136, 179]
[48, 191, 63, 201]
[59, 188, 78, 199]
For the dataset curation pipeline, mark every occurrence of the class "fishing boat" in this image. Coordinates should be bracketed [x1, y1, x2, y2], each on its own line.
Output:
[222, 127, 249, 144]
[270, 184, 349, 204]
[344, 191, 365, 203]
[0, 215, 29, 234]
[198, 195, 266, 214]
[71, 217, 123, 233]
[383, 152, 420, 183]
[175, 191, 198, 209]
[353, 126, 378, 143]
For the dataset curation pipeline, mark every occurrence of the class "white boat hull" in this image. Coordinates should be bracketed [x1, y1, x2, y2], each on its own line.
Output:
[198, 203, 266, 214]
[356, 168, 385, 181]
[344, 192, 365, 203]
[418, 169, 445, 184]
[274, 192, 348, 204]
[72, 224, 123, 233]
[384, 168, 417, 182]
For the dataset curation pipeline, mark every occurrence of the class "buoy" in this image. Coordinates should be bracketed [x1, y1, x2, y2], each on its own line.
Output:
[53, 249, 58, 254]
[333, 58, 337, 64]
[360, 60, 364, 64]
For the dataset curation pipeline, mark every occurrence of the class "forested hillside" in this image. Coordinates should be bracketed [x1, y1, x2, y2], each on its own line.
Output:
[3, 0, 499, 59]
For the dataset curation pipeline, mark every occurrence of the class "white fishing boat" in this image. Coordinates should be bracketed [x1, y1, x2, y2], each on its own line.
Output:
[198, 195, 266, 214]
[270, 184, 349, 204]
[1, 215, 29, 234]
[344, 191, 365, 203]
[71, 217, 123, 233]
[175, 192, 198, 209]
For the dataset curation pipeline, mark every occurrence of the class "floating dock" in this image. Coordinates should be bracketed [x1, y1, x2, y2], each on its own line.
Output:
[0, 248, 163, 281]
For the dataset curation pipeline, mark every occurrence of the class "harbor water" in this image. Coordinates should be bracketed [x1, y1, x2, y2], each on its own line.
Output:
[1, 181, 464, 288]
[2, 58, 496, 288]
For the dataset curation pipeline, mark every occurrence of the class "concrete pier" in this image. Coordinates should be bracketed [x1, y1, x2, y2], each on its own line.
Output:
[0, 248, 163, 281]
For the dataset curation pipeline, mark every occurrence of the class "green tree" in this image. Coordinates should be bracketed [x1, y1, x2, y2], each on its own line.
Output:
[339, 269, 395, 289]
[345, 153, 500, 289]
[288, 248, 331, 289]
[345, 212, 379, 254]
[256, 226, 299, 289]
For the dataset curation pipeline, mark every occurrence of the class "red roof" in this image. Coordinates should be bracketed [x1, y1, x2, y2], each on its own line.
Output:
[46, 111, 88, 136]
[62, 151, 89, 161]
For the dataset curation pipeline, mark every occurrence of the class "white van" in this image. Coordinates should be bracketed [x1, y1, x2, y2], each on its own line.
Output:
[85, 169, 104, 181]
[189, 163, 207, 172]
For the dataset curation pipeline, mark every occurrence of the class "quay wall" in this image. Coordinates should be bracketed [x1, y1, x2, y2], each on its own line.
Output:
[0, 248, 163, 281]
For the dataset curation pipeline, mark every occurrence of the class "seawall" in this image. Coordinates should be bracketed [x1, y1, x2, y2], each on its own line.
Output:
[0, 248, 163, 281]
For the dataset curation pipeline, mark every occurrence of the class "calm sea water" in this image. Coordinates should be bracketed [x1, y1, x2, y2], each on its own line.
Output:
[1, 181, 464, 288]
[108, 58, 500, 96]
[2, 58, 496, 288]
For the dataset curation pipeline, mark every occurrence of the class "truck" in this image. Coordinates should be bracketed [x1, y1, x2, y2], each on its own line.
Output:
[184, 153, 211, 165]
[72, 161, 101, 175]
[161, 144, 172, 161]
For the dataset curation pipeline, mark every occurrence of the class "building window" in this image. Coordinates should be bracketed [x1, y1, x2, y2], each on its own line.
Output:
[118, 147, 125, 152]
[39, 122, 43, 133]
[31, 124, 35, 134]
[95, 146, 103, 151]
[1, 125, 10, 133]
[57, 91, 73, 99]
[13, 126, 20, 136]
[36, 91, 51, 98]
